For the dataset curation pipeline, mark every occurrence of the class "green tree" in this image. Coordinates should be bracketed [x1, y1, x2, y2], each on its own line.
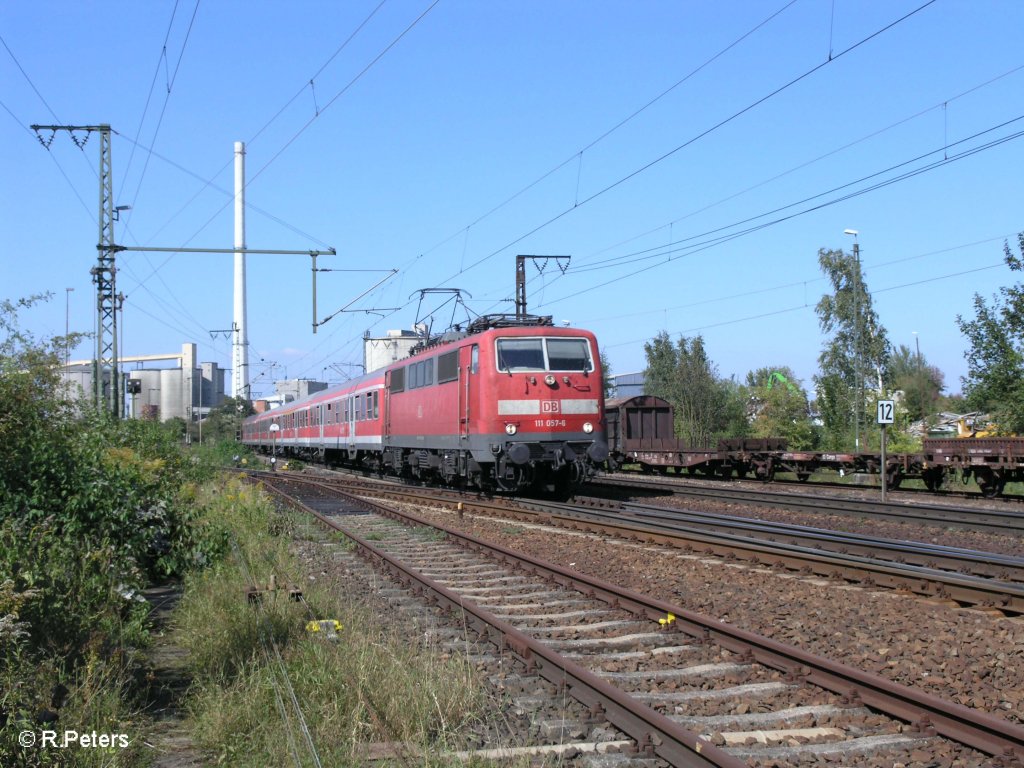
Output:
[745, 366, 815, 448]
[642, 330, 679, 405]
[642, 332, 742, 447]
[189, 395, 255, 444]
[599, 350, 614, 400]
[888, 343, 944, 422]
[813, 247, 891, 450]
[956, 234, 1024, 433]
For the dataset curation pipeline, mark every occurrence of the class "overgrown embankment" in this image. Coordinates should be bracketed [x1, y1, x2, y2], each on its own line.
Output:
[0, 296, 230, 766]
[176, 477, 489, 766]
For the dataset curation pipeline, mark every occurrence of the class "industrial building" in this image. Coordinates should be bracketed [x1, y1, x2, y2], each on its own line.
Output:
[63, 342, 227, 422]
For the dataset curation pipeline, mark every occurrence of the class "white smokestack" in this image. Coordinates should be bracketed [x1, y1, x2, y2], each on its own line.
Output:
[233, 141, 250, 399]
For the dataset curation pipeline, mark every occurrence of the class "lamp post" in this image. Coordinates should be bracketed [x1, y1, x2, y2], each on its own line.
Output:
[844, 229, 861, 453]
[65, 287, 74, 370]
[913, 330, 925, 425]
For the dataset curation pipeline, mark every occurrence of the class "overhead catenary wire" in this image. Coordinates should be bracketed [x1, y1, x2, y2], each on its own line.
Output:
[603, 261, 1009, 350]
[119, 0, 202, 235]
[402, 0, 802, 273]
[589, 234, 1017, 328]
[525, 116, 1024, 311]
[583, 64, 1024, 264]
[118, 0, 437, 335]
[430, 0, 940, 290]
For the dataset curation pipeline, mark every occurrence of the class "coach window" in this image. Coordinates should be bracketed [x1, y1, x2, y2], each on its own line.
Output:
[372, 391, 379, 419]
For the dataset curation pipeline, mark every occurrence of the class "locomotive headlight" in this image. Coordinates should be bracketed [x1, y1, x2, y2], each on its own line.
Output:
[544, 374, 556, 386]
[505, 423, 518, 435]
[583, 422, 594, 434]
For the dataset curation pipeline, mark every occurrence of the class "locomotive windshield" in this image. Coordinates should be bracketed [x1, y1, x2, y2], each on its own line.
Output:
[496, 337, 593, 372]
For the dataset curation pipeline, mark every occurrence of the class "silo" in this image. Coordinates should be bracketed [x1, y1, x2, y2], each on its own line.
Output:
[131, 370, 162, 419]
[160, 369, 184, 421]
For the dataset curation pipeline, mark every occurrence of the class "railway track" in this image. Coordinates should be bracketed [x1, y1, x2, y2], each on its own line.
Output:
[249, 472, 1024, 768]
[253, 470, 1024, 616]
[613, 466, 1024, 503]
[592, 474, 1024, 535]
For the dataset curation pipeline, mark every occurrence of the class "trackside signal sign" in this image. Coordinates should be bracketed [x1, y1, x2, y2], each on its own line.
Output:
[877, 399, 895, 425]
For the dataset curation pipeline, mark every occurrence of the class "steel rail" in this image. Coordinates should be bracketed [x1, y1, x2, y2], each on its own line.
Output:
[566, 499, 1024, 580]
[256, 478, 746, 768]
[267, 473, 1024, 614]
[493, 496, 1024, 616]
[591, 475, 1024, 534]
[257, 474, 1024, 763]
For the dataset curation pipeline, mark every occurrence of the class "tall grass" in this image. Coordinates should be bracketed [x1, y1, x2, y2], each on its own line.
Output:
[176, 477, 491, 766]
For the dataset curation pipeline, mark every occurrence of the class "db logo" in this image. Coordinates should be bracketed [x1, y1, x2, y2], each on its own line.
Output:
[541, 400, 560, 414]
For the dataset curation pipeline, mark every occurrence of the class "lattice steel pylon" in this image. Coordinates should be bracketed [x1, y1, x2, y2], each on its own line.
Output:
[32, 123, 119, 416]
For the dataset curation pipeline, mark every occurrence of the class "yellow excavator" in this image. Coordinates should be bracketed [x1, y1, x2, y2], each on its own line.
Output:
[956, 415, 1003, 438]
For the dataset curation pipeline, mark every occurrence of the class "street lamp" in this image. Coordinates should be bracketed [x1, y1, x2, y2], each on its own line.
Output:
[65, 287, 74, 369]
[912, 330, 924, 424]
[844, 228, 861, 453]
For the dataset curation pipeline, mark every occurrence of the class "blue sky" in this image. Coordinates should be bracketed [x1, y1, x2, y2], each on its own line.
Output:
[3, 0, 1022, 399]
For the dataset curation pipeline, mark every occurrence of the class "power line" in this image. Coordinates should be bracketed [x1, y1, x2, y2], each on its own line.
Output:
[438, 0, 940, 288]
[584, 64, 1024, 264]
[535, 116, 1024, 308]
[591, 235, 1015, 329]
[402, 0, 802, 273]
[604, 262, 1007, 349]
[120, 0, 202, 234]
[120, 1, 435, 313]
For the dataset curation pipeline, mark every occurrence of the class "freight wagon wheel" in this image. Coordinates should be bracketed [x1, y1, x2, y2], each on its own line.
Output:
[974, 467, 1005, 498]
[796, 472, 811, 483]
[885, 465, 903, 490]
[922, 468, 944, 492]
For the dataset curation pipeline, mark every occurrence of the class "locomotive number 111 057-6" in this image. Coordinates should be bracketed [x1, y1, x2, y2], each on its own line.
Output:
[535, 419, 567, 427]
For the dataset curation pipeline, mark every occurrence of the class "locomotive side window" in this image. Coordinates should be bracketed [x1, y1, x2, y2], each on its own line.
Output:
[437, 351, 458, 383]
[406, 359, 435, 390]
[471, 345, 478, 374]
[546, 338, 592, 371]
[497, 339, 545, 371]
[390, 367, 405, 393]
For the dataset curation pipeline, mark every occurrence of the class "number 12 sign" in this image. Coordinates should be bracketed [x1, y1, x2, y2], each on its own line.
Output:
[876, 399, 895, 425]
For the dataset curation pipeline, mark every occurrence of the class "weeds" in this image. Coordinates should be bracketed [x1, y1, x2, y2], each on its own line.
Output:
[178, 481, 489, 766]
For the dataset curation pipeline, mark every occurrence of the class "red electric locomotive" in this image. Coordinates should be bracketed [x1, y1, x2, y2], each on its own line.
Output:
[241, 315, 609, 496]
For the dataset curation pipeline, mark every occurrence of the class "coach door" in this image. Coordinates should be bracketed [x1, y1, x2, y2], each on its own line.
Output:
[346, 393, 356, 451]
[457, 344, 478, 439]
